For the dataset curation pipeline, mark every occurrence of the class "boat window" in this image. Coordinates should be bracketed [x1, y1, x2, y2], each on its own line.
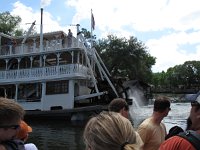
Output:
[46, 80, 69, 95]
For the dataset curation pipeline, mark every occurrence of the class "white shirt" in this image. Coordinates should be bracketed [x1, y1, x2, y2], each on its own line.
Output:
[25, 143, 38, 150]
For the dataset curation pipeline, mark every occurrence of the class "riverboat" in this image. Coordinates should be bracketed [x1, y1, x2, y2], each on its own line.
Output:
[0, 9, 130, 119]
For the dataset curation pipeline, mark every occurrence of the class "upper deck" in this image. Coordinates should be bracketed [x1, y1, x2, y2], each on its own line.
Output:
[0, 31, 86, 58]
[0, 30, 94, 84]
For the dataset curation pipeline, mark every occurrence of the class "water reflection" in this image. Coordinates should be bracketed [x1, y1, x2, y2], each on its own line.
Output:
[27, 120, 86, 150]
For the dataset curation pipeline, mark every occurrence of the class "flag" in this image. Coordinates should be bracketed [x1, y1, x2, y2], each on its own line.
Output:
[91, 12, 95, 30]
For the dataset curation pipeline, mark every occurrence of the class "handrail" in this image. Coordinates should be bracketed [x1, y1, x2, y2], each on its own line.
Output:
[0, 64, 89, 83]
[0, 37, 85, 57]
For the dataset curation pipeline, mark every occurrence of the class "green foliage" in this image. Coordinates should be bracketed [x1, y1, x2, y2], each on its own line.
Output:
[0, 11, 23, 36]
[14, 29, 24, 36]
[81, 28, 96, 39]
[151, 61, 200, 91]
[95, 35, 156, 82]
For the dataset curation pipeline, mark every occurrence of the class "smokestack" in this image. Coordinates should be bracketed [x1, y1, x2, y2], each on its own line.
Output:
[40, 8, 43, 52]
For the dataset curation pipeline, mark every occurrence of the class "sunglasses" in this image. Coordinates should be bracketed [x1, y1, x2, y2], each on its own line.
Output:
[0, 124, 20, 130]
[191, 101, 200, 107]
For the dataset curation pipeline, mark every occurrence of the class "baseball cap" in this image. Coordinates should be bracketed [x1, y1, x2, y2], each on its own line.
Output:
[16, 120, 32, 140]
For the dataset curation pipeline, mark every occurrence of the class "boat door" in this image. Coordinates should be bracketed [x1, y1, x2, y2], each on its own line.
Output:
[0, 87, 7, 98]
[74, 83, 79, 96]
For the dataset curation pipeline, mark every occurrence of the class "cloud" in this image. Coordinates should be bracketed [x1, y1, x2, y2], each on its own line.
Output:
[66, 0, 200, 32]
[11, 1, 69, 33]
[147, 30, 200, 72]
[40, 0, 52, 8]
[9, 0, 200, 73]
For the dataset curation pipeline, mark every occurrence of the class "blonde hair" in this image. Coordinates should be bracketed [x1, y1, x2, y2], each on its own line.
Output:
[83, 111, 139, 150]
[0, 97, 25, 125]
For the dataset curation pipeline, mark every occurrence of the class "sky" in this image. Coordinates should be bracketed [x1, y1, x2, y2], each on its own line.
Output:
[1, 0, 200, 73]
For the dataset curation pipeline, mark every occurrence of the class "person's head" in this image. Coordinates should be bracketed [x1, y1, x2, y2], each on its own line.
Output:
[83, 111, 139, 150]
[153, 96, 171, 115]
[189, 95, 200, 131]
[15, 120, 32, 141]
[165, 126, 184, 140]
[0, 97, 25, 142]
[108, 98, 129, 118]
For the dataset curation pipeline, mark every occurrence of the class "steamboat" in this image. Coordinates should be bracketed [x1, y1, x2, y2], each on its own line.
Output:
[0, 9, 131, 120]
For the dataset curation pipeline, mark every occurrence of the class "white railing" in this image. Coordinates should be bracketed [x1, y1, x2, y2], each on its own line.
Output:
[0, 64, 90, 83]
[0, 37, 85, 57]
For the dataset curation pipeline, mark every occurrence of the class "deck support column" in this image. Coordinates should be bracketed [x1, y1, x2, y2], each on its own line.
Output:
[41, 82, 46, 110]
[68, 80, 74, 108]
[15, 84, 18, 101]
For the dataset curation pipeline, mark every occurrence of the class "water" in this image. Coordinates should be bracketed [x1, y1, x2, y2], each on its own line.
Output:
[26, 103, 191, 150]
[27, 120, 86, 150]
[130, 103, 191, 132]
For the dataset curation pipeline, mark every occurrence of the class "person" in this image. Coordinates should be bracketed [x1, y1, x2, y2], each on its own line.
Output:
[0, 97, 25, 150]
[108, 98, 129, 118]
[83, 111, 143, 150]
[108, 98, 143, 149]
[137, 96, 171, 150]
[159, 95, 200, 150]
[165, 126, 184, 140]
[67, 29, 73, 47]
[16, 121, 38, 150]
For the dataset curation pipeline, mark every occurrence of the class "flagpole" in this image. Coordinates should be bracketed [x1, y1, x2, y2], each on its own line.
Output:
[91, 9, 93, 39]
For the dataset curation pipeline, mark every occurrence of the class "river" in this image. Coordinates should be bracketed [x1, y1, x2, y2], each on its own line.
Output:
[26, 102, 191, 150]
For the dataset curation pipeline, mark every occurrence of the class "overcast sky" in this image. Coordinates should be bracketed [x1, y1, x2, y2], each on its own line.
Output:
[1, 0, 200, 73]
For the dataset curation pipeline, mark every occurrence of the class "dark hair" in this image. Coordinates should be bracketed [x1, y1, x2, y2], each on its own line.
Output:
[108, 98, 129, 112]
[165, 126, 184, 140]
[153, 96, 170, 112]
[186, 117, 192, 130]
[0, 97, 25, 125]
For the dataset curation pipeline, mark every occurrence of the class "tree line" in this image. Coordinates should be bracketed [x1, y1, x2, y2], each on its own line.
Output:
[152, 61, 200, 93]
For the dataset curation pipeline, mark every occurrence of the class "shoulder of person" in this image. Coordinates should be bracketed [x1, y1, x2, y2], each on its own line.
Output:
[159, 135, 195, 150]
[135, 132, 144, 148]
[1, 140, 25, 150]
[177, 130, 200, 150]
[24, 143, 38, 150]
[138, 118, 154, 130]
[0, 144, 7, 150]
[160, 122, 166, 127]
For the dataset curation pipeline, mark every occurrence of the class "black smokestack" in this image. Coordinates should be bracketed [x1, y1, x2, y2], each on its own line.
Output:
[41, 8, 43, 25]
[40, 8, 43, 52]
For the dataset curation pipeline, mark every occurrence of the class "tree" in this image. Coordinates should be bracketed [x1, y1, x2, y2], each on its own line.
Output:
[151, 60, 200, 92]
[81, 28, 92, 39]
[95, 35, 156, 82]
[0, 11, 23, 36]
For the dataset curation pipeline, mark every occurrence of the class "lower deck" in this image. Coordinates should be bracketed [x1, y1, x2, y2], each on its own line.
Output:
[0, 79, 102, 111]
